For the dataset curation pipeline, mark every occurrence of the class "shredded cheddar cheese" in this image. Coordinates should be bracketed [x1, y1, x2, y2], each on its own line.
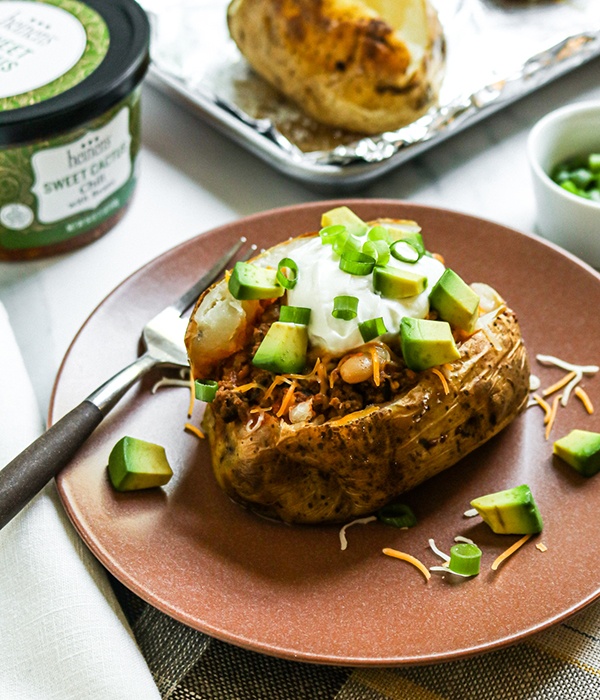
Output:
[263, 375, 292, 401]
[541, 370, 578, 398]
[536, 543, 548, 553]
[329, 404, 379, 426]
[184, 422, 205, 439]
[530, 393, 552, 423]
[234, 381, 261, 393]
[382, 548, 431, 581]
[187, 371, 195, 418]
[544, 394, 561, 440]
[370, 345, 381, 387]
[491, 534, 532, 571]
[575, 386, 594, 414]
[431, 368, 449, 395]
[276, 380, 297, 417]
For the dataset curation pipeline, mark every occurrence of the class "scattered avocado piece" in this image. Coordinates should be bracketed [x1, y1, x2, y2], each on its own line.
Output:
[373, 265, 427, 299]
[252, 321, 308, 374]
[321, 206, 368, 237]
[470, 485, 543, 535]
[400, 317, 460, 371]
[108, 436, 173, 492]
[553, 429, 600, 476]
[228, 261, 285, 300]
[429, 269, 480, 334]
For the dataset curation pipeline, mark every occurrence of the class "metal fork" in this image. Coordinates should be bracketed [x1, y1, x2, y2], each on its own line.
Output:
[0, 238, 254, 531]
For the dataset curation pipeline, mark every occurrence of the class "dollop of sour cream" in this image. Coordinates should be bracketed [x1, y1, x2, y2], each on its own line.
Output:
[284, 236, 445, 356]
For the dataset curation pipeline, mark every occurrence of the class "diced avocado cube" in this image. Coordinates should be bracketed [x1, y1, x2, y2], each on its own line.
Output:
[321, 206, 368, 237]
[553, 429, 600, 477]
[400, 317, 460, 372]
[108, 437, 173, 492]
[429, 269, 480, 334]
[252, 321, 308, 374]
[470, 484, 543, 535]
[228, 261, 284, 300]
[373, 265, 427, 299]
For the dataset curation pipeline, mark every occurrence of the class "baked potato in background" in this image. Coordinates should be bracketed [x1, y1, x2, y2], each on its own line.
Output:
[185, 216, 530, 525]
[226, 0, 445, 134]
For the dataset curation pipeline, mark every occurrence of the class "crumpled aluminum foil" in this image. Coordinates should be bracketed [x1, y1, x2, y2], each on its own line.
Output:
[140, 0, 600, 190]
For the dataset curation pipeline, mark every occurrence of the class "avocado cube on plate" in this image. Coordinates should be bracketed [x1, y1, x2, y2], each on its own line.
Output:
[108, 436, 173, 491]
[553, 429, 600, 477]
[470, 484, 543, 535]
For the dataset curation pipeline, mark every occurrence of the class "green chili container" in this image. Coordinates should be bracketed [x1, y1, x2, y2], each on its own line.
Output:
[0, 0, 150, 260]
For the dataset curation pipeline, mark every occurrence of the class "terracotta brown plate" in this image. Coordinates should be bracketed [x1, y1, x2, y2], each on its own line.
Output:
[53, 200, 600, 666]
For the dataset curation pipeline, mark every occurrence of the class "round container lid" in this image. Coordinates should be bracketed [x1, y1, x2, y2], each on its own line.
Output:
[0, 0, 150, 147]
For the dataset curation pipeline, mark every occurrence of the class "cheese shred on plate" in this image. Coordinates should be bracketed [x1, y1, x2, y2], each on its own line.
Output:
[184, 422, 205, 440]
[575, 386, 594, 414]
[382, 548, 431, 581]
[491, 534, 532, 571]
[338, 516, 377, 551]
[527, 354, 598, 435]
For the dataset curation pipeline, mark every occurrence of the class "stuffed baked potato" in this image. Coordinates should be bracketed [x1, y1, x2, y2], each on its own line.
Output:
[185, 208, 530, 524]
[227, 0, 445, 134]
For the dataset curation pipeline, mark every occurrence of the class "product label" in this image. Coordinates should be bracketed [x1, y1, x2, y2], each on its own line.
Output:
[0, 88, 142, 254]
[0, 0, 109, 110]
[31, 107, 132, 223]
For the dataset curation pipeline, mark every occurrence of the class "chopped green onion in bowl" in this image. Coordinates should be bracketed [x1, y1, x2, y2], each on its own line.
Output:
[551, 152, 600, 202]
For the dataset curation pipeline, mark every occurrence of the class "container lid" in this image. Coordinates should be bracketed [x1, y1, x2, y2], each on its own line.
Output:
[0, 0, 150, 147]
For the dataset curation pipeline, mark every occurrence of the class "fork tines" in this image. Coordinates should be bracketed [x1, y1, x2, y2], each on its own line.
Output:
[173, 237, 256, 315]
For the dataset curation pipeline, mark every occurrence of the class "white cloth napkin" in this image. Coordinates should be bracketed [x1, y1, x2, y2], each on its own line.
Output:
[0, 302, 161, 700]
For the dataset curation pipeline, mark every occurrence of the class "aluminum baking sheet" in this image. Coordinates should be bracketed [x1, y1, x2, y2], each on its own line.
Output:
[141, 0, 600, 191]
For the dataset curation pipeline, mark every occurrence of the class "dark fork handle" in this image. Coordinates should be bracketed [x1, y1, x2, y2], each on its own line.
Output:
[0, 401, 103, 530]
[0, 353, 159, 531]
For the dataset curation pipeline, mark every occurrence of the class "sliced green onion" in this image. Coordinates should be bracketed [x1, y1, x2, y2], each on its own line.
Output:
[377, 502, 417, 528]
[276, 257, 298, 289]
[279, 305, 311, 325]
[358, 316, 387, 342]
[332, 295, 358, 320]
[390, 239, 423, 264]
[332, 229, 351, 256]
[367, 225, 392, 243]
[362, 239, 390, 266]
[448, 542, 482, 576]
[194, 379, 218, 402]
[319, 224, 346, 245]
[339, 250, 375, 276]
[340, 235, 363, 256]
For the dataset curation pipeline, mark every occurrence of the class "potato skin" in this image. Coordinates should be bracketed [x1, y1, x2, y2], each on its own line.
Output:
[201, 310, 530, 524]
[227, 0, 445, 134]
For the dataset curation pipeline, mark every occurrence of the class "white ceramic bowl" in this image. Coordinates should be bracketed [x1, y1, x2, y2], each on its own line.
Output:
[527, 101, 600, 269]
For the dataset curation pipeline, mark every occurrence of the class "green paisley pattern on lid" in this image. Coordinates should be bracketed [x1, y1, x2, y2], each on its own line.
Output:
[0, 0, 110, 112]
